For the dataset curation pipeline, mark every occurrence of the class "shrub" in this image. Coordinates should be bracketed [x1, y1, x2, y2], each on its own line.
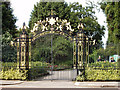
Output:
[28, 66, 48, 80]
[88, 61, 118, 68]
[77, 62, 120, 81]
[0, 68, 28, 80]
[118, 58, 120, 67]
[77, 68, 120, 81]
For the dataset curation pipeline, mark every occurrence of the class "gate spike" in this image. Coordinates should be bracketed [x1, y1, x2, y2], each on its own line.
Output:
[23, 22, 26, 29]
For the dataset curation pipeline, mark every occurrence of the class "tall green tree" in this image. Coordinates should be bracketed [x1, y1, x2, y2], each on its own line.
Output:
[100, 2, 120, 56]
[29, 1, 71, 30]
[100, 2, 120, 44]
[69, 2, 105, 49]
[2, 2, 17, 62]
[2, 2, 17, 38]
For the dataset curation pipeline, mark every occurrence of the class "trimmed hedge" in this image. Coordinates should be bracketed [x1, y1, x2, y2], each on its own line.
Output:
[88, 61, 118, 67]
[28, 66, 49, 80]
[77, 62, 120, 81]
[0, 61, 49, 80]
[0, 68, 28, 80]
[77, 68, 120, 81]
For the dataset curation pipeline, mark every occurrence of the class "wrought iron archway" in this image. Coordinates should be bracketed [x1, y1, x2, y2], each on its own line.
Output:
[14, 13, 95, 76]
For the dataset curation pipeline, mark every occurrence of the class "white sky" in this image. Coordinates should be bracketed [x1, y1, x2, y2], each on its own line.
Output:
[10, 0, 108, 48]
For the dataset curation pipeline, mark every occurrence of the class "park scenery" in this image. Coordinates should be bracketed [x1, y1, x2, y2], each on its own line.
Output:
[1, 0, 120, 83]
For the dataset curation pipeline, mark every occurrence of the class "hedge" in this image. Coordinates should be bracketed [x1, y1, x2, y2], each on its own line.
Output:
[77, 67, 120, 81]
[0, 68, 28, 80]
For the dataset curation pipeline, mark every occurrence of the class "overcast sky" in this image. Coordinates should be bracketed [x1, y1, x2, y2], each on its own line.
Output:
[10, 0, 108, 48]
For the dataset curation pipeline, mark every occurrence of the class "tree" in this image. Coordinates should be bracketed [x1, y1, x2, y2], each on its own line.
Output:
[100, 2, 120, 45]
[68, 2, 105, 49]
[29, 1, 71, 30]
[100, 2, 120, 56]
[90, 43, 120, 62]
[2, 2, 17, 38]
[31, 35, 73, 65]
[29, 1, 105, 46]
[2, 2, 17, 62]
[29, 1, 105, 63]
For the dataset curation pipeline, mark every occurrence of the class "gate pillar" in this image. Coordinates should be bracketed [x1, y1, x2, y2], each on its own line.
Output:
[76, 23, 89, 75]
[16, 23, 31, 70]
[73, 37, 77, 69]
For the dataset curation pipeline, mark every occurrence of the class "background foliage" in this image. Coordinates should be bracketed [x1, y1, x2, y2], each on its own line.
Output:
[100, 2, 120, 45]
[2, 2, 18, 62]
[31, 35, 73, 65]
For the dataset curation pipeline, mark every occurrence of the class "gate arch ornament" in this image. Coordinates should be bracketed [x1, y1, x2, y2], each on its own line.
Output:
[31, 15, 74, 42]
[15, 13, 95, 75]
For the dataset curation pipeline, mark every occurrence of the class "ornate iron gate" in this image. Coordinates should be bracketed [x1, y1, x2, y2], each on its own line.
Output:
[14, 12, 95, 80]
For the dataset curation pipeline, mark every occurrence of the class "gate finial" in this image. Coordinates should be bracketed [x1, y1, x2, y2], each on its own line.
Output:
[51, 9, 53, 15]
[22, 22, 27, 34]
[23, 22, 26, 29]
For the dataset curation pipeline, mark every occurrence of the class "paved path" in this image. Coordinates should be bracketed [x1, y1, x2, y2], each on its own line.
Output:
[34, 69, 77, 81]
[1, 80, 78, 88]
[0, 80, 23, 85]
[1, 80, 120, 88]
[75, 82, 120, 88]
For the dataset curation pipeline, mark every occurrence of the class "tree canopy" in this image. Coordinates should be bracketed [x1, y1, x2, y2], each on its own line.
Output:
[100, 2, 120, 44]
[29, 1, 105, 46]
[2, 2, 17, 62]
[28, 1, 105, 63]
[2, 2, 17, 38]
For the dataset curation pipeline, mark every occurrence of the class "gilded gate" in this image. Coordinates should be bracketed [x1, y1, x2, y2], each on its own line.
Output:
[14, 12, 95, 76]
